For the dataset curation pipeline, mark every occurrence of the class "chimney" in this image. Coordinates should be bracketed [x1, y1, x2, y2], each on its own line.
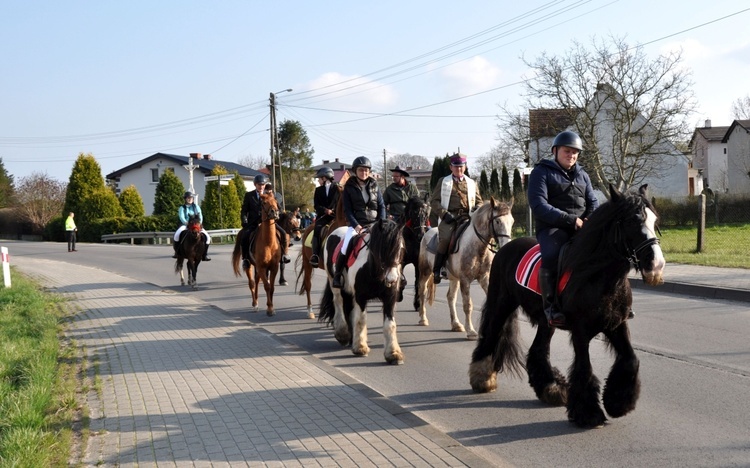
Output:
[190, 153, 201, 159]
[322, 159, 330, 164]
[203, 154, 211, 160]
[335, 158, 340, 162]
[705, 119, 712, 128]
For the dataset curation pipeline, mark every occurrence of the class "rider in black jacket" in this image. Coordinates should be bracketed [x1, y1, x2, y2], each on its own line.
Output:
[240, 174, 291, 270]
[528, 130, 599, 328]
[309, 166, 340, 267]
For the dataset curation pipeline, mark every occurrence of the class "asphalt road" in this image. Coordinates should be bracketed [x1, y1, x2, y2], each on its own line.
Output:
[7, 240, 750, 467]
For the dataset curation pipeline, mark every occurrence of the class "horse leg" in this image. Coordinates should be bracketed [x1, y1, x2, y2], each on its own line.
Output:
[459, 279, 477, 340]
[331, 287, 352, 346]
[249, 266, 259, 312]
[176, 260, 186, 286]
[304, 261, 314, 319]
[416, 267, 430, 326]
[567, 332, 606, 428]
[382, 295, 404, 365]
[527, 325, 568, 406]
[412, 262, 421, 311]
[350, 298, 369, 357]
[602, 323, 640, 418]
[446, 278, 464, 333]
[265, 266, 277, 316]
[279, 261, 288, 286]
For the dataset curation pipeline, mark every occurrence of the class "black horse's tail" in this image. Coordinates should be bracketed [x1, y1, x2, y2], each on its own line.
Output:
[318, 282, 335, 325]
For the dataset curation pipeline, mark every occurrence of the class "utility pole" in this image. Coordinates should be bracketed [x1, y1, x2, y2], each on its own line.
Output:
[383, 149, 388, 191]
[269, 93, 276, 194]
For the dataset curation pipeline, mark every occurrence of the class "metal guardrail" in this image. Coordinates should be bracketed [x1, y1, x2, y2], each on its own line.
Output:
[101, 228, 241, 244]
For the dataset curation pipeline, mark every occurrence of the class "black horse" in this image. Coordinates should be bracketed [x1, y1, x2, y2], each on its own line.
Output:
[174, 215, 206, 290]
[400, 197, 431, 310]
[318, 219, 406, 364]
[469, 185, 665, 428]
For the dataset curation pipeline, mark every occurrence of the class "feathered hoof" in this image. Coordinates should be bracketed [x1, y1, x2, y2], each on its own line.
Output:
[418, 318, 429, 326]
[568, 406, 607, 429]
[266, 309, 275, 317]
[352, 344, 370, 356]
[451, 322, 466, 333]
[466, 330, 478, 341]
[307, 311, 315, 320]
[334, 329, 351, 346]
[469, 357, 497, 393]
[540, 382, 568, 407]
[385, 352, 405, 365]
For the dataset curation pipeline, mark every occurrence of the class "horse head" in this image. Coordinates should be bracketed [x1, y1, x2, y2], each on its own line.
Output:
[404, 196, 431, 242]
[609, 184, 665, 285]
[369, 218, 405, 288]
[187, 215, 202, 234]
[472, 197, 514, 249]
[260, 193, 279, 221]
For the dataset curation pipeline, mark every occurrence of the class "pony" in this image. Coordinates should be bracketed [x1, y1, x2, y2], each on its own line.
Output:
[174, 215, 206, 290]
[318, 219, 406, 364]
[416, 198, 514, 339]
[399, 197, 431, 310]
[468, 185, 665, 428]
[231, 193, 281, 316]
[295, 184, 346, 319]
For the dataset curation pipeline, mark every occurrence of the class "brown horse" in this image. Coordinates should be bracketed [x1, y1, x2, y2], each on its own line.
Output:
[295, 184, 346, 319]
[231, 193, 281, 316]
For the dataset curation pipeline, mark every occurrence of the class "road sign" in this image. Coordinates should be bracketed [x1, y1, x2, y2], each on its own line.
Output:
[204, 175, 218, 181]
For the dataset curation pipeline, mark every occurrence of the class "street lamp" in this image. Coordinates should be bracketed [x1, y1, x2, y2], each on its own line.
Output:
[269, 88, 292, 211]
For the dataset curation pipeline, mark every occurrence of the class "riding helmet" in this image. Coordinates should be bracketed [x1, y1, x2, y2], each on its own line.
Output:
[254, 174, 269, 185]
[351, 156, 372, 171]
[183, 191, 194, 199]
[551, 130, 583, 152]
[315, 166, 334, 180]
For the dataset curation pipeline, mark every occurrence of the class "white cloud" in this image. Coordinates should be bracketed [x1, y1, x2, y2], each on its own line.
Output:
[441, 55, 502, 95]
[301, 72, 398, 110]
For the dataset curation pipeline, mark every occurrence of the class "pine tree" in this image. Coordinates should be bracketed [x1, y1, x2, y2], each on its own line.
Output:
[232, 171, 246, 204]
[119, 185, 145, 217]
[200, 165, 241, 229]
[63, 152, 106, 217]
[500, 165, 512, 201]
[489, 168, 500, 198]
[153, 170, 185, 216]
[512, 168, 524, 199]
[0, 157, 15, 208]
[479, 170, 490, 198]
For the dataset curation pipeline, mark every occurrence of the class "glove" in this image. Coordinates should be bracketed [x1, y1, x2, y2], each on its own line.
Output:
[442, 212, 456, 224]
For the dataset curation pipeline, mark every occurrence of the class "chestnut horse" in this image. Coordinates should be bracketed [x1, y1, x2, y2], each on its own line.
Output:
[174, 215, 205, 290]
[231, 193, 281, 316]
[295, 184, 345, 319]
[469, 185, 665, 428]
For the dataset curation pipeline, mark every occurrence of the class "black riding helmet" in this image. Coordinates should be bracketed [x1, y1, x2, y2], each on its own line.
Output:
[551, 130, 583, 152]
[254, 174, 269, 185]
[315, 166, 334, 180]
[183, 191, 194, 199]
[351, 156, 372, 171]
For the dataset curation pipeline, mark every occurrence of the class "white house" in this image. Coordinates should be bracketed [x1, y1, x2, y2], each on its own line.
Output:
[106, 152, 263, 215]
[689, 120, 730, 194]
[723, 119, 750, 195]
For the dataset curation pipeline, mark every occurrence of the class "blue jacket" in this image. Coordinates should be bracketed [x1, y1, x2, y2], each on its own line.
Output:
[527, 158, 598, 233]
[178, 203, 203, 226]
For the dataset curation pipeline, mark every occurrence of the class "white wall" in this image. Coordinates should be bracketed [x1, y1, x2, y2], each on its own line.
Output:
[727, 126, 750, 194]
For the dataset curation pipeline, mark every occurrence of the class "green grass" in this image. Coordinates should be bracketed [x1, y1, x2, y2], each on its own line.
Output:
[0, 270, 87, 467]
[660, 224, 750, 268]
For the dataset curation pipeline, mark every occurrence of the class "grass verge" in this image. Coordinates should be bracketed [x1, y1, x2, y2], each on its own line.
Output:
[660, 224, 750, 268]
[0, 269, 88, 467]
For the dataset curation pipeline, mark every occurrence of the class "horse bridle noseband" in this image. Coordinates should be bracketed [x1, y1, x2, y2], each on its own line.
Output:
[473, 207, 511, 253]
[614, 220, 660, 273]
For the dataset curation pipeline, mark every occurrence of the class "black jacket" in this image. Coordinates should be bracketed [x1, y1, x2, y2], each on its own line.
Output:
[313, 183, 340, 220]
[342, 177, 386, 228]
[241, 190, 263, 228]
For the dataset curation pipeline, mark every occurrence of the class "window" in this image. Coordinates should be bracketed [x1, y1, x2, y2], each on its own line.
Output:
[151, 168, 159, 182]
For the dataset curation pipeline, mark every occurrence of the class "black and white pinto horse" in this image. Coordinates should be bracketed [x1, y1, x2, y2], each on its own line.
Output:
[174, 215, 206, 290]
[469, 185, 665, 428]
[417, 198, 514, 339]
[318, 219, 406, 364]
[399, 197, 431, 310]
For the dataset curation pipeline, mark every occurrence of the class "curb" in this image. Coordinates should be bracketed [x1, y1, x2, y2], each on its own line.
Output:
[630, 278, 750, 303]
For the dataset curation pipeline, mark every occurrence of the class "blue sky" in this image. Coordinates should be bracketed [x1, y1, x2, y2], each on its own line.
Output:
[2, 0, 749, 182]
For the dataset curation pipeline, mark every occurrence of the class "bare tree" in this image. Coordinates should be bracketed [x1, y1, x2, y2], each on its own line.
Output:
[374, 153, 432, 183]
[730, 94, 750, 120]
[520, 35, 696, 192]
[491, 103, 530, 171]
[236, 153, 269, 171]
[14, 172, 67, 233]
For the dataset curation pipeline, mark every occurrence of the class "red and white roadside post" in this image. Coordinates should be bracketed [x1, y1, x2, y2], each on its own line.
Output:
[1, 246, 10, 288]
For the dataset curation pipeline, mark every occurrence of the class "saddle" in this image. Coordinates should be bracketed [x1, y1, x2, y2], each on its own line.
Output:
[426, 216, 471, 255]
[303, 221, 336, 249]
[515, 243, 572, 296]
[332, 234, 367, 269]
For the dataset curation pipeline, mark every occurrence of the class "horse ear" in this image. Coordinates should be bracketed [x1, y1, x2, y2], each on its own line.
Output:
[639, 184, 649, 198]
[609, 184, 622, 201]
[508, 196, 514, 209]
[490, 196, 496, 208]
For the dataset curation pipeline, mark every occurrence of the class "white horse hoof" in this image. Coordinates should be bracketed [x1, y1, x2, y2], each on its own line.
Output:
[466, 331, 479, 341]
[451, 322, 466, 333]
[418, 319, 429, 326]
[252, 306, 259, 313]
[307, 312, 315, 319]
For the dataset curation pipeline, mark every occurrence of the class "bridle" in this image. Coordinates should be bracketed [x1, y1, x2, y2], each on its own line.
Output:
[261, 201, 279, 222]
[473, 205, 511, 253]
[613, 219, 660, 273]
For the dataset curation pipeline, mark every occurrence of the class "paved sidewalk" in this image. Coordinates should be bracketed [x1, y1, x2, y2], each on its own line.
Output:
[630, 262, 750, 302]
[16, 258, 493, 467]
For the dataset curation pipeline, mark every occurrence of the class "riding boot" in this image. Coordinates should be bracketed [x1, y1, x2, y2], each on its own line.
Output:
[432, 252, 447, 284]
[172, 240, 180, 259]
[277, 230, 291, 264]
[202, 244, 211, 261]
[310, 236, 320, 267]
[331, 250, 348, 289]
[540, 268, 566, 328]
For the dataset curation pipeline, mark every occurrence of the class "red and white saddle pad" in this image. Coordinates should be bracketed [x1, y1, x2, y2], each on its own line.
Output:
[332, 235, 367, 269]
[515, 244, 571, 295]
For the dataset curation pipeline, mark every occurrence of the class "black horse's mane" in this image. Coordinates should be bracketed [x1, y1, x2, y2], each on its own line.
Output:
[405, 196, 428, 216]
[563, 189, 651, 276]
[368, 219, 404, 273]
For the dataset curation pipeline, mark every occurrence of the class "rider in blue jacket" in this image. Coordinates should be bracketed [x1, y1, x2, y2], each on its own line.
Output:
[528, 131, 598, 328]
[173, 191, 212, 261]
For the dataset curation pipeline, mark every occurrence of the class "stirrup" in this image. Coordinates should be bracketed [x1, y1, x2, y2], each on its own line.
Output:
[309, 254, 319, 267]
[281, 254, 291, 264]
[332, 273, 344, 289]
[432, 270, 442, 284]
[545, 307, 567, 328]
[242, 259, 250, 270]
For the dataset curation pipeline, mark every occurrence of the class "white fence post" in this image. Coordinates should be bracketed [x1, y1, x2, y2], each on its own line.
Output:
[1, 246, 10, 288]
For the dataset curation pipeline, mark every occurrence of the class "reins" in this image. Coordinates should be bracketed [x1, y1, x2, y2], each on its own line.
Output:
[472, 206, 511, 253]
[613, 220, 660, 273]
